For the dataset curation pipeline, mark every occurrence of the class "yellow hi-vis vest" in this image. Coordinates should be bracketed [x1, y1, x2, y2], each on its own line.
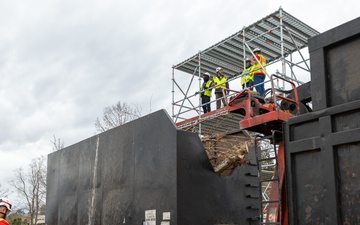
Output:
[252, 53, 266, 75]
[241, 65, 254, 85]
[200, 80, 213, 97]
[213, 76, 228, 91]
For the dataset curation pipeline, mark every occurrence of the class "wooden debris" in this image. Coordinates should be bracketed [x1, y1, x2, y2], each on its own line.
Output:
[201, 132, 255, 176]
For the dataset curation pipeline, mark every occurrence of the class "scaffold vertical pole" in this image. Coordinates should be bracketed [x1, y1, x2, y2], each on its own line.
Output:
[242, 27, 247, 89]
[172, 66, 175, 120]
[280, 7, 286, 89]
[198, 51, 202, 136]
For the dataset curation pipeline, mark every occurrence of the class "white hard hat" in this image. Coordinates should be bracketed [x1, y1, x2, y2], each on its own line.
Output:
[0, 197, 12, 211]
[204, 72, 210, 77]
[215, 67, 222, 73]
[245, 57, 251, 62]
[252, 48, 261, 53]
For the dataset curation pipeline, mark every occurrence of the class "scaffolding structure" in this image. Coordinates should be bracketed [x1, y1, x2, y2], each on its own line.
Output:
[172, 7, 320, 136]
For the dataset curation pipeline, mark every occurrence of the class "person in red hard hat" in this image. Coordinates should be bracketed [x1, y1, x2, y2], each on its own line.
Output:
[0, 197, 12, 225]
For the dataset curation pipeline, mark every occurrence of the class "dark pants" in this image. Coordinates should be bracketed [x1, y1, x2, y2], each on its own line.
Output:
[242, 80, 254, 90]
[254, 74, 265, 96]
[215, 92, 227, 109]
[201, 96, 211, 113]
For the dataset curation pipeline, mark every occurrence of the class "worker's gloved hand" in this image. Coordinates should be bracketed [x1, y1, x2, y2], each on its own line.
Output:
[195, 92, 199, 95]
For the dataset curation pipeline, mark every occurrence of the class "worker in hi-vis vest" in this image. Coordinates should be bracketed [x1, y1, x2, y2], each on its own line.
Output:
[213, 67, 229, 109]
[251, 48, 266, 96]
[0, 197, 12, 225]
[241, 58, 254, 90]
[199, 72, 213, 113]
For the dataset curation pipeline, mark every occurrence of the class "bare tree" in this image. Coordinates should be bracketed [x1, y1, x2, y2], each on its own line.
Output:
[0, 184, 9, 197]
[95, 101, 142, 133]
[10, 156, 46, 225]
[50, 135, 64, 152]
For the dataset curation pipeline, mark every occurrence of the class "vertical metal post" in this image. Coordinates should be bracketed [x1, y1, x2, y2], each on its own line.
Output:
[198, 51, 202, 136]
[242, 27, 246, 89]
[172, 66, 175, 121]
[280, 7, 286, 89]
[290, 53, 294, 81]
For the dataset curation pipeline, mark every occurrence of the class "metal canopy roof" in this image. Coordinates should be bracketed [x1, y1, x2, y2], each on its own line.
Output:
[173, 8, 320, 78]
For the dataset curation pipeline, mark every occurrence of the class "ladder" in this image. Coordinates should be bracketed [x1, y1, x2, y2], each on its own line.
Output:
[255, 130, 285, 225]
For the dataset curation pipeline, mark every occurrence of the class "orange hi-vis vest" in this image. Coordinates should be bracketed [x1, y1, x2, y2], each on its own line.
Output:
[252, 53, 266, 75]
[0, 218, 9, 225]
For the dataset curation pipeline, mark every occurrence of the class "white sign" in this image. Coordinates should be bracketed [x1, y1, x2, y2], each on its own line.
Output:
[161, 222, 170, 225]
[163, 212, 171, 220]
[145, 209, 156, 225]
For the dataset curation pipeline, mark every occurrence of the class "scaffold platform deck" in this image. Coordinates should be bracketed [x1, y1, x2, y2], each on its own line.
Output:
[176, 101, 245, 137]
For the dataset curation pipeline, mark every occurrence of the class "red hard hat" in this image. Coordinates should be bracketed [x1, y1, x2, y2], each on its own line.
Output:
[0, 197, 12, 211]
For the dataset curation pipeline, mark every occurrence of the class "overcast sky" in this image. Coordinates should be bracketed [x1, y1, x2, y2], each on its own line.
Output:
[1, 0, 359, 208]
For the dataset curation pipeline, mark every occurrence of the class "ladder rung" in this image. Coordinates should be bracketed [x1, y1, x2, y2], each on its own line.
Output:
[246, 194, 260, 198]
[245, 172, 258, 177]
[258, 157, 277, 161]
[247, 205, 260, 210]
[245, 183, 259, 188]
[260, 178, 279, 182]
[261, 200, 280, 204]
[259, 169, 275, 174]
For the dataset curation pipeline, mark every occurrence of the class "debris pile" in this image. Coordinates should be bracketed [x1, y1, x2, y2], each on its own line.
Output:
[202, 132, 255, 176]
